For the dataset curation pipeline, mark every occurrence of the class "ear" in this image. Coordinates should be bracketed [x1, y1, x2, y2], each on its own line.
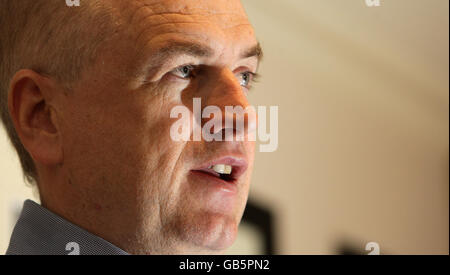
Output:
[7, 69, 63, 166]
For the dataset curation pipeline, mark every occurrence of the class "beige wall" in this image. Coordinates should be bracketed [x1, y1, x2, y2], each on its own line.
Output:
[1, 0, 448, 254]
[241, 0, 448, 254]
[0, 127, 37, 253]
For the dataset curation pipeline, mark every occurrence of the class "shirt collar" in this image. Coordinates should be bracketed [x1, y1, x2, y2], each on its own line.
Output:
[6, 200, 129, 255]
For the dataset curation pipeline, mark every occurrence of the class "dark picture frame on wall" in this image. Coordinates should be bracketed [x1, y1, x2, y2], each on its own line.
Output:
[240, 199, 276, 255]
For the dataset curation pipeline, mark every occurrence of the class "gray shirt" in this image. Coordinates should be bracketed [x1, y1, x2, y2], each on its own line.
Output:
[6, 200, 128, 255]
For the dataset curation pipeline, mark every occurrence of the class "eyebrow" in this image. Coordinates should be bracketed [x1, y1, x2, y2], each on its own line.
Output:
[242, 42, 263, 61]
[150, 41, 215, 64]
[147, 40, 263, 69]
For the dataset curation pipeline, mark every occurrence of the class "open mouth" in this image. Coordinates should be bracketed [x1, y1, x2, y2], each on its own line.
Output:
[193, 164, 236, 183]
[191, 157, 248, 184]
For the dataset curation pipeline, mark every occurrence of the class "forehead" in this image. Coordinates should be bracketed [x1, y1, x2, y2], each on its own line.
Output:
[121, 0, 249, 19]
[118, 0, 250, 26]
[113, 0, 256, 54]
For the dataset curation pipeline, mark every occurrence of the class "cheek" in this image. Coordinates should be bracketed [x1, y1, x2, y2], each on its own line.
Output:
[120, 96, 192, 212]
[61, 88, 183, 185]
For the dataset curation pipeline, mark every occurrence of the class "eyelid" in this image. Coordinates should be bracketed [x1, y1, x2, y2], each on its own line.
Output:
[166, 65, 260, 85]
[170, 64, 197, 79]
[175, 63, 195, 70]
[245, 71, 259, 80]
[172, 64, 193, 72]
[234, 65, 259, 78]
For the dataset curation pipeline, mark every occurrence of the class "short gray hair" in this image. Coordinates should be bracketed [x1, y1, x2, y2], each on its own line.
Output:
[0, 0, 115, 184]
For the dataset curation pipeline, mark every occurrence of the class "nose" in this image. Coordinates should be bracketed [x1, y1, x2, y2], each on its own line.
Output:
[201, 69, 257, 141]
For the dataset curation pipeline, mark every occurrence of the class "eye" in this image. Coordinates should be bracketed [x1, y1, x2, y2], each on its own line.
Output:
[171, 65, 195, 79]
[239, 71, 256, 88]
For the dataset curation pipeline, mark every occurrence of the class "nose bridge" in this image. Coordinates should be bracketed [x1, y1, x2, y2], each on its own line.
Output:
[203, 68, 248, 110]
[200, 68, 255, 141]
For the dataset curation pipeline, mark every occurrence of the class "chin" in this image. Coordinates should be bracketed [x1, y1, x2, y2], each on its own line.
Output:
[176, 211, 239, 253]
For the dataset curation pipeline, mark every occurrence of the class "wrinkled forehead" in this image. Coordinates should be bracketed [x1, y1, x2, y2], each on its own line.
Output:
[113, 0, 254, 44]
[120, 0, 249, 19]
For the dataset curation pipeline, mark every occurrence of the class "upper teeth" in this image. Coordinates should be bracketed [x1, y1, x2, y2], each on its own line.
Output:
[210, 164, 232, 175]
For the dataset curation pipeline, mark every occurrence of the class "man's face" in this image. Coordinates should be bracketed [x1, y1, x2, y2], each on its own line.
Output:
[51, 0, 259, 254]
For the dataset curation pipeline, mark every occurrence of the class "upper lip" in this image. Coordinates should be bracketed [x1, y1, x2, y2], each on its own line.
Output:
[191, 156, 248, 183]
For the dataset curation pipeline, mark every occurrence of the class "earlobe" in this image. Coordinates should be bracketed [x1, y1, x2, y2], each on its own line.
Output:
[7, 69, 63, 166]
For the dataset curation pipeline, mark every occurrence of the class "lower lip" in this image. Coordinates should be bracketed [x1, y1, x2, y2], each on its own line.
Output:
[189, 170, 238, 194]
